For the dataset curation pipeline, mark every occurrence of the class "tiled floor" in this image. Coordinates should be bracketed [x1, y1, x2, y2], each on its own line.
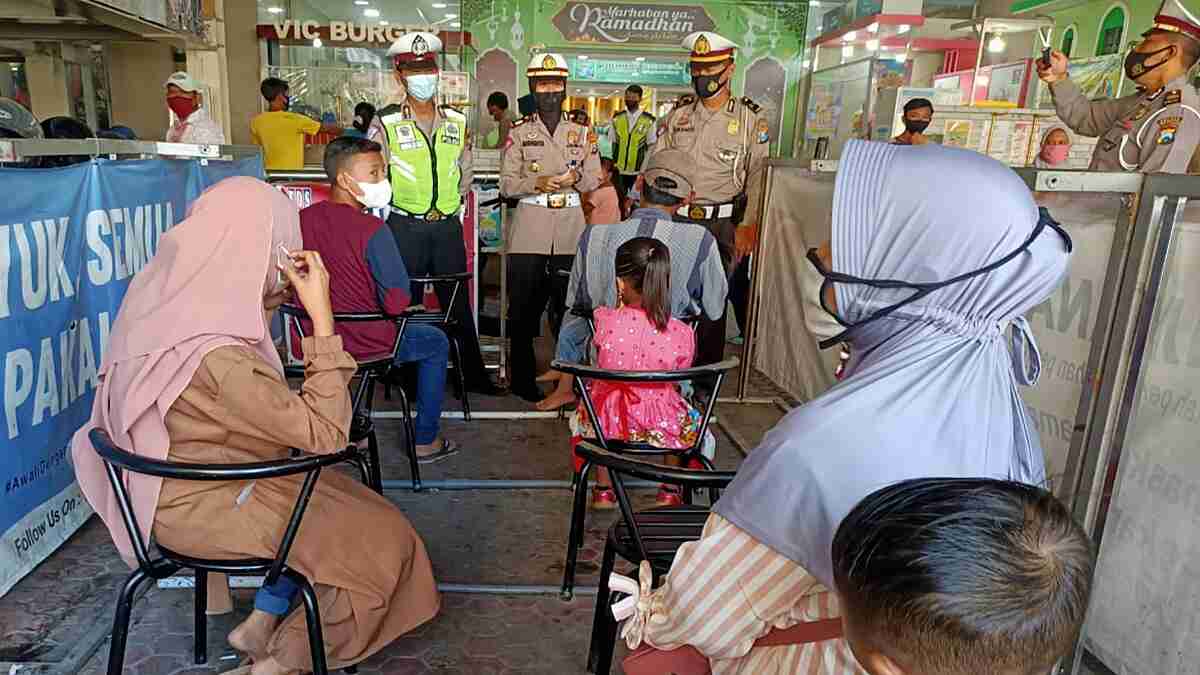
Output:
[1, 341, 790, 674]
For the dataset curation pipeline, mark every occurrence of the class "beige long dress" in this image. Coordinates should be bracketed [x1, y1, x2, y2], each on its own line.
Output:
[151, 335, 439, 671]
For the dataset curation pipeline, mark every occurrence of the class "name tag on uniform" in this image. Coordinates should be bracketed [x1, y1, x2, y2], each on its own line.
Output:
[396, 124, 417, 141]
[718, 149, 738, 162]
[523, 140, 545, 147]
[400, 141, 422, 151]
[442, 124, 461, 146]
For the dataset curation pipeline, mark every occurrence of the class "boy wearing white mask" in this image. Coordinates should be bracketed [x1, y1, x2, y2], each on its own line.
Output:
[299, 137, 460, 463]
[367, 31, 500, 395]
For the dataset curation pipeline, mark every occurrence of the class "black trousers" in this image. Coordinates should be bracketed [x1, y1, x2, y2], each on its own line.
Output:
[674, 214, 736, 368]
[507, 253, 573, 392]
[729, 257, 750, 335]
[387, 212, 490, 387]
[618, 174, 639, 195]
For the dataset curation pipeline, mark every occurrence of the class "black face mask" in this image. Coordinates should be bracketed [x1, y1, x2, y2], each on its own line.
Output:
[693, 67, 729, 100]
[1125, 45, 1175, 81]
[535, 91, 566, 116]
[625, 100, 639, 112]
[903, 118, 930, 134]
[805, 208, 1073, 350]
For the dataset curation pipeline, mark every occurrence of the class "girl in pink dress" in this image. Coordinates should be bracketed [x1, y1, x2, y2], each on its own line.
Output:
[570, 237, 704, 508]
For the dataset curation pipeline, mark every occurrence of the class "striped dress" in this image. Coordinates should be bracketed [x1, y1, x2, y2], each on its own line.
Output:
[624, 514, 867, 675]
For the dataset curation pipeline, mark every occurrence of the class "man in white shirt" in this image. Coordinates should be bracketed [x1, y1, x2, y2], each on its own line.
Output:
[164, 71, 225, 145]
[607, 85, 657, 195]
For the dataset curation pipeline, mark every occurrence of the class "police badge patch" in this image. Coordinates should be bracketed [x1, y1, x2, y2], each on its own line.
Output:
[1157, 116, 1181, 145]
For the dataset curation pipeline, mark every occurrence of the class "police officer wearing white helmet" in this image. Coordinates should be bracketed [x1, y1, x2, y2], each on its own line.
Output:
[367, 31, 499, 394]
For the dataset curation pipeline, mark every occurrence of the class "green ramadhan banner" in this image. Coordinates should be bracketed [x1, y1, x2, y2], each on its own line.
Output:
[569, 57, 691, 86]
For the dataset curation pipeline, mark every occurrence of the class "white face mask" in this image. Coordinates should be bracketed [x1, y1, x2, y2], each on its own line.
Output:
[355, 178, 392, 209]
[801, 256, 844, 343]
[405, 73, 439, 101]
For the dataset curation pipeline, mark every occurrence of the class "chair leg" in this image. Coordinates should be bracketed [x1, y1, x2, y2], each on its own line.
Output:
[107, 568, 152, 675]
[367, 430, 383, 494]
[451, 337, 471, 421]
[398, 388, 421, 491]
[292, 573, 329, 675]
[587, 541, 619, 673]
[561, 463, 590, 600]
[194, 569, 208, 664]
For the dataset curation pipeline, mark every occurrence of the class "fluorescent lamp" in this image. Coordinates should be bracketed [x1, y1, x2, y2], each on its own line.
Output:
[987, 35, 1006, 53]
[444, 13, 457, 18]
[635, 56, 646, 62]
[379, 20, 389, 25]
[432, 2, 448, 7]
[364, 8, 380, 17]
[450, 21, 460, 27]
[578, 55, 589, 60]
[354, 0, 368, 4]
[313, 37, 323, 48]
[267, 6, 283, 13]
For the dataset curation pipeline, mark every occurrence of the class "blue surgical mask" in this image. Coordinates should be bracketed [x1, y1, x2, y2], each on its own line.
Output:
[406, 74, 439, 102]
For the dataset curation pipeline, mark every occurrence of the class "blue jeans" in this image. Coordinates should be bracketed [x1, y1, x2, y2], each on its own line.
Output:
[254, 575, 298, 616]
[394, 324, 449, 445]
[555, 314, 591, 363]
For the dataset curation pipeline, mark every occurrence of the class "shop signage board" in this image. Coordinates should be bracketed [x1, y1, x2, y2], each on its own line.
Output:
[257, 22, 469, 48]
[551, 2, 716, 45]
[568, 57, 690, 86]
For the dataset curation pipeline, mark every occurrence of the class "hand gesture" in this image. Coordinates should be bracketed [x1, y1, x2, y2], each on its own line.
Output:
[535, 175, 562, 193]
[735, 225, 758, 261]
[280, 250, 335, 337]
[1036, 50, 1069, 84]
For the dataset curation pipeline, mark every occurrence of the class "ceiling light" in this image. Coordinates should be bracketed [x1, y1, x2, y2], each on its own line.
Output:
[898, 24, 911, 34]
[379, 20, 389, 25]
[443, 13, 457, 18]
[866, 39, 879, 51]
[450, 21, 460, 27]
[354, 0, 368, 4]
[809, 0, 819, 5]
[987, 34, 1006, 53]
[844, 31, 856, 41]
[578, 55, 589, 60]
[313, 37, 323, 48]
[364, 8, 380, 17]
[267, 6, 283, 13]
[635, 56, 646, 62]
[432, 2, 447, 7]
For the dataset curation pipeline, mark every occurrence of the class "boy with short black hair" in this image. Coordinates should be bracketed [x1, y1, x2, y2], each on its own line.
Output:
[832, 477, 1095, 675]
[251, 77, 340, 170]
[299, 137, 458, 462]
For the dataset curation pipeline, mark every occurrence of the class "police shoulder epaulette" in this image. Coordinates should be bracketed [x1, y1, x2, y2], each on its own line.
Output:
[677, 94, 696, 107]
[440, 104, 466, 118]
[376, 103, 404, 119]
[1166, 89, 1183, 106]
[741, 97, 762, 114]
[511, 116, 529, 128]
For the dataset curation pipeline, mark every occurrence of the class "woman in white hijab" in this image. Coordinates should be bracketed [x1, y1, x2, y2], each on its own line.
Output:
[610, 140, 1073, 674]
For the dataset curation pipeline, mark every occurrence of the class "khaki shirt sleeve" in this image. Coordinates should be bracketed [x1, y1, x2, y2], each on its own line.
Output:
[459, 140, 473, 196]
[576, 139, 602, 194]
[740, 112, 771, 228]
[500, 131, 537, 197]
[367, 117, 390, 165]
[211, 336, 357, 454]
[1139, 105, 1200, 174]
[1051, 78, 1138, 138]
[653, 110, 674, 153]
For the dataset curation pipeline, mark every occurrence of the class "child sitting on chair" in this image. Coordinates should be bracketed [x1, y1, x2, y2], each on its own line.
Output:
[571, 237, 709, 510]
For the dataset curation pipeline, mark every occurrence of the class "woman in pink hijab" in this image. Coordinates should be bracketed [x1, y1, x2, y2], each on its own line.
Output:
[69, 177, 438, 674]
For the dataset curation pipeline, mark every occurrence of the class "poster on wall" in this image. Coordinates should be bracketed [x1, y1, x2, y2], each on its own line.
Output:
[943, 119, 973, 148]
[806, 81, 842, 140]
[745, 57, 787, 154]
[551, 1, 716, 45]
[1036, 54, 1123, 109]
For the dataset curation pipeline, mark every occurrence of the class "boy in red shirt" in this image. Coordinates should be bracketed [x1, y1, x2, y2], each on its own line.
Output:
[299, 137, 459, 461]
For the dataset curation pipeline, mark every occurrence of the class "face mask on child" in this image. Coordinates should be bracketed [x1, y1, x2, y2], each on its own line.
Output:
[355, 179, 393, 209]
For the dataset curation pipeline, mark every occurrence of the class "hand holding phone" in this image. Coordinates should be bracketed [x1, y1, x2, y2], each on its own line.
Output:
[1041, 48, 1052, 69]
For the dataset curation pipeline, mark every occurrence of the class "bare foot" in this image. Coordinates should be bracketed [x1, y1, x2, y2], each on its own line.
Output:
[535, 390, 577, 412]
[535, 370, 561, 384]
[250, 656, 294, 675]
[229, 610, 279, 664]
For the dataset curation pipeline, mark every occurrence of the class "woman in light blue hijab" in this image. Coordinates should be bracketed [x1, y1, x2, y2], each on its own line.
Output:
[611, 140, 1072, 672]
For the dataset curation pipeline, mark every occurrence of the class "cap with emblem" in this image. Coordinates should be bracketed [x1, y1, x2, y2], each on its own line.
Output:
[527, 53, 569, 79]
[1148, 0, 1200, 41]
[387, 31, 443, 68]
[682, 31, 738, 64]
[640, 149, 694, 200]
[164, 71, 203, 92]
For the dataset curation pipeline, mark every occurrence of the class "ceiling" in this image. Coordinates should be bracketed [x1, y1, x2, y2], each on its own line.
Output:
[255, 0, 462, 31]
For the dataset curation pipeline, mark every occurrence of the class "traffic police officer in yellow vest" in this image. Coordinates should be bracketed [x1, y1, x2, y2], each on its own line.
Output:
[654, 30, 770, 369]
[500, 53, 601, 402]
[1038, 0, 1200, 173]
[609, 85, 657, 195]
[368, 31, 498, 394]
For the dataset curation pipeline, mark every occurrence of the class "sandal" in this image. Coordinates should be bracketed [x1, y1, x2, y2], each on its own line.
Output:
[591, 487, 618, 510]
[417, 439, 460, 464]
[656, 485, 683, 507]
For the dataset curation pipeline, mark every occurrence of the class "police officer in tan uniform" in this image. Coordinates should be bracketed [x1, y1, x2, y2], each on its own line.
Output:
[654, 30, 770, 368]
[1038, 0, 1200, 174]
[500, 53, 601, 402]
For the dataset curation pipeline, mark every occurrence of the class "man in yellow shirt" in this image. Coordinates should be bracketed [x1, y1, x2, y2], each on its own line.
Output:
[250, 77, 339, 170]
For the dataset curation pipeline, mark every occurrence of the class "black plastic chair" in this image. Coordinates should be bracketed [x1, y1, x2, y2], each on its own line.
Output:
[89, 428, 365, 675]
[390, 271, 474, 421]
[279, 305, 422, 491]
[555, 357, 739, 600]
[572, 305, 702, 336]
[575, 441, 736, 674]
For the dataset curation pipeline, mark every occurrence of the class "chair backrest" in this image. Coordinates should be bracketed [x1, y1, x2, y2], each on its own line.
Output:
[278, 304, 410, 373]
[88, 428, 356, 579]
[575, 440, 735, 562]
[552, 357, 739, 459]
[572, 306, 701, 337]
[407, 271, 471, 326]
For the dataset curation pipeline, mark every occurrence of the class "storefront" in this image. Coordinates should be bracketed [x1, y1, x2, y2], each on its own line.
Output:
[465, 0, 809, 158]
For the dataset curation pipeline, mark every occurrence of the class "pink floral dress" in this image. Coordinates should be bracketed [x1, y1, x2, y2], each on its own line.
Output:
[571, 306, 701, 452]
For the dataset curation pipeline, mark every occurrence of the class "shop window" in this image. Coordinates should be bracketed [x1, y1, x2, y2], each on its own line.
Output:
[1097, 7, 1125, 56]
[1061, 27, 1075, 57]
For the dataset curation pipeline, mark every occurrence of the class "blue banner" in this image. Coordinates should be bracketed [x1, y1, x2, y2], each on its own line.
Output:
[0, 156, 264, 596]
